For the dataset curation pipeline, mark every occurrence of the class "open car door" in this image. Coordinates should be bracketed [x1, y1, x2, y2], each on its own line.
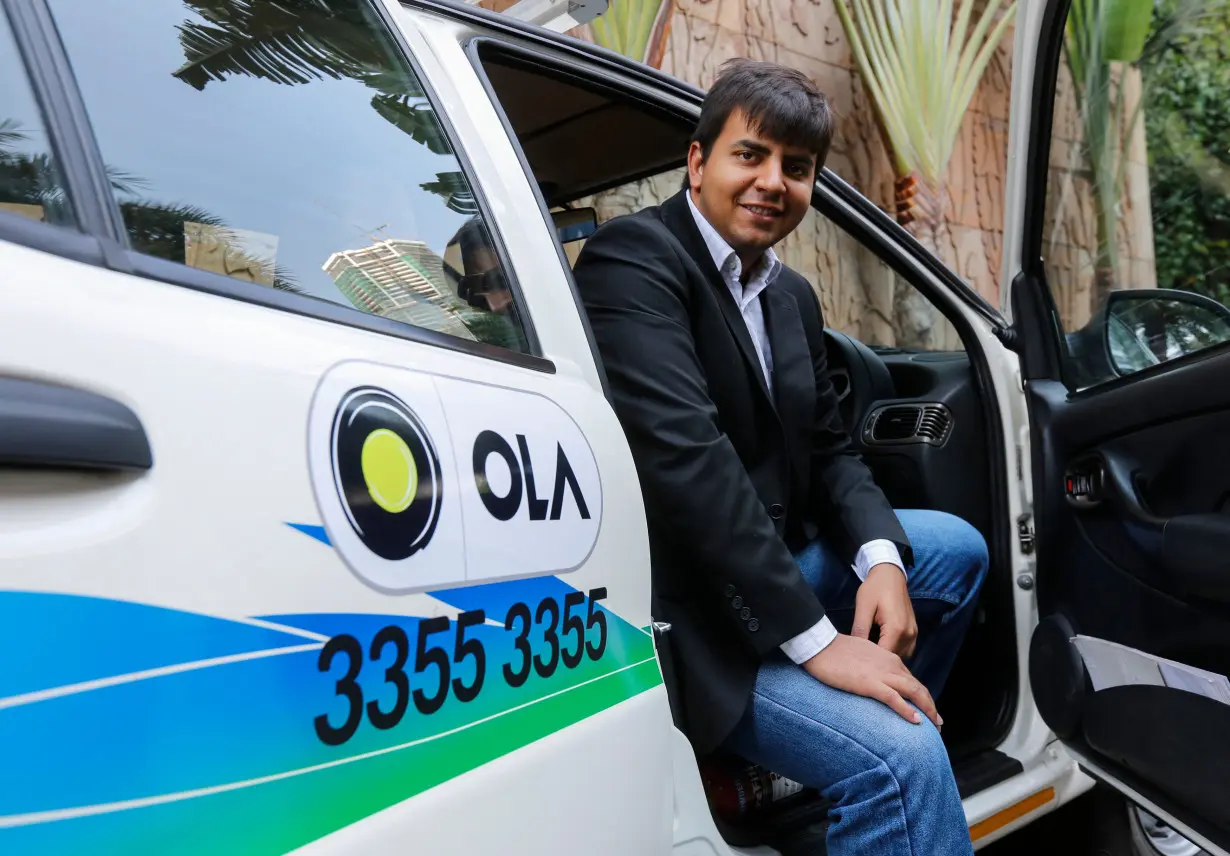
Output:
[1004, 0, 1230, 852]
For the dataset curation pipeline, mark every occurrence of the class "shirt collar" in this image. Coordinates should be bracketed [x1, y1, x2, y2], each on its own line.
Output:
[685, 191, 781, 307]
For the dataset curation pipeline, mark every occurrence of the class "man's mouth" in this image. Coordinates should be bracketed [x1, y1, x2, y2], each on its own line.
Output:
[741, 203, 783, 219]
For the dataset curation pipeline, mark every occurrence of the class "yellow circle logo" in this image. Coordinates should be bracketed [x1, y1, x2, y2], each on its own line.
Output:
[331, 387, 442, 560]
[361, 428, 418, 514]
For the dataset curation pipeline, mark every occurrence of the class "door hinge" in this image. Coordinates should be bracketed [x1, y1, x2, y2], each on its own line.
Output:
[1017, 512, 1035, 555]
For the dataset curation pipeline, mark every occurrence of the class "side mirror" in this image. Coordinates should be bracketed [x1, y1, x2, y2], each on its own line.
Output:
[552, 207, 598, 244]
[1102, 289, 1230, 376]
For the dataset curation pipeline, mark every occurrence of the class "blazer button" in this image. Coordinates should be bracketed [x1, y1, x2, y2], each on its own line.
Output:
[748, 618, 760, 632]
[740, 607, 752, 620]
[724, 584, 736, 598]
[731, 596, 744, 609]
[769, 503, 784, 520]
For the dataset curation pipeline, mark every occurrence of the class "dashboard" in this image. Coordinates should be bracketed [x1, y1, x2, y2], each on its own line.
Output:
[823, 329, 993, 543]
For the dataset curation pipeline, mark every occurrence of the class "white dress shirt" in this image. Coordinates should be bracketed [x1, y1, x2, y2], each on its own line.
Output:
[685, 192, 905, 663]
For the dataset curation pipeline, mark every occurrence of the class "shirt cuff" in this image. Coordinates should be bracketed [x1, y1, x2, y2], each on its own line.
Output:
[779, 616, 838, 664]
[853, 539, 906, 582]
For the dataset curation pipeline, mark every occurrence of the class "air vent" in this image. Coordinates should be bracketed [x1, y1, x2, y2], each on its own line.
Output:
[865, 403, 952, 446]
[917, 405, 952, 443]
[873, 406, 922, 441]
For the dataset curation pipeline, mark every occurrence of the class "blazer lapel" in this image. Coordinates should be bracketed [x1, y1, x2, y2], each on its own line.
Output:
[762, 286, 815, 465]
[660, 191, 775, 407]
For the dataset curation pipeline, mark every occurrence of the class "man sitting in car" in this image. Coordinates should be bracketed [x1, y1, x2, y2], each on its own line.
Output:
[573, 58, 989, 855]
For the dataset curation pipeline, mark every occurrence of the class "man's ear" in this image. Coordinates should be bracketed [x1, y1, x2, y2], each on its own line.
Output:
[686, 140, 705, 192]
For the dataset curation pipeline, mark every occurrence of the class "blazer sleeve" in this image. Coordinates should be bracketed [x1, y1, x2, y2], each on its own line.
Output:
[573, 216, 826, 655]
[797, 279, 913, 567]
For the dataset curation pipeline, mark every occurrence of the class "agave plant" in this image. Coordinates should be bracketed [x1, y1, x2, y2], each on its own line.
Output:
[835, 0, 1016, 346]
[836, 0, 1016, 244]
[588, 0, 674, 68]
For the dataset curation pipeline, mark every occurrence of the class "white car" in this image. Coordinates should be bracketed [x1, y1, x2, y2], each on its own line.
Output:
[1, 0, 1227, 854]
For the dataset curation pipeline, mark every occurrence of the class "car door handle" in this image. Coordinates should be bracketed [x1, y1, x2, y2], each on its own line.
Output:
[1072, 452, 1168, 559]
[0, 377, 152, 471]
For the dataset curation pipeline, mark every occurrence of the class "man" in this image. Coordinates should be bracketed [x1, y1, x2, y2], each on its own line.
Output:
[573, 58, 989, 855]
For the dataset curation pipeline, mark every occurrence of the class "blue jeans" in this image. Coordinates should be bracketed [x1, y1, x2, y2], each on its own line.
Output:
[722, 509, 989, 856]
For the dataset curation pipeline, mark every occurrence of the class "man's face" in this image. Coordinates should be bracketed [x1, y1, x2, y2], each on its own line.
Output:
[688, 109, 817, 264]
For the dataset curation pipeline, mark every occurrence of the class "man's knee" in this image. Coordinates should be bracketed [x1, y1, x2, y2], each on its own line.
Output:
[875, 711, 954, 791]
[902, 509, 989, 599]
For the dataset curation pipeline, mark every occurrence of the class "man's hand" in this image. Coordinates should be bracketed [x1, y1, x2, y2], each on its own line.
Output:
[802, 634, 941, 727]
[853, 563, 917, 659]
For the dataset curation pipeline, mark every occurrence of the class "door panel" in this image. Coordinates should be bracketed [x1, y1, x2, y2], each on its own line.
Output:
[1006, 0, 1230, 847]
[0, 1, 669, 852]
[1025, 359, 1230, 851]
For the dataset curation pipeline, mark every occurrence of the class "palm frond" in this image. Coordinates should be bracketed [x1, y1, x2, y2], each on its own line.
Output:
[0, 118, 29, 152]
[104, 165, 150, 197]
[172, 0, 381, 90]
[370, 93, 451, 155]
[836, 0, 1017, 185]
[422, 171, 480, 216]
[590, 0, 667, 63]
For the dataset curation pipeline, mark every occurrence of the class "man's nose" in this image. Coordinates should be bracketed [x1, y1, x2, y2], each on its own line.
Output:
[754, 159, 786, 194]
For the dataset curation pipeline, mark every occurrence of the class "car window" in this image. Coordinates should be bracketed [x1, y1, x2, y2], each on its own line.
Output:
[779, 207, 963, 353]
[0, 9, 73, 228]
[566, 166, 962, 353]
[47, 0, 528, 354]
[1043, 0, 1230, 388]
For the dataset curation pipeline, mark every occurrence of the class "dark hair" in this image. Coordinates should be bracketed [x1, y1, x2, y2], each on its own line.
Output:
[690, 58, 834, 174]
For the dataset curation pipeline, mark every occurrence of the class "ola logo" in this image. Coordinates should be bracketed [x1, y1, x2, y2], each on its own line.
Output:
[331, 387, 442, 560]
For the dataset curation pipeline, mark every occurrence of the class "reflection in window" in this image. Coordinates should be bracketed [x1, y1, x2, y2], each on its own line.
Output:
[47, 0, 527, 353]
[1043, 0, 1230, 386]
[0, 10, 73, 227]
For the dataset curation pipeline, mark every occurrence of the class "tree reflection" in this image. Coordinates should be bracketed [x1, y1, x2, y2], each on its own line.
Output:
[171, 0, 456, 171]
[0, 119, 304, 294]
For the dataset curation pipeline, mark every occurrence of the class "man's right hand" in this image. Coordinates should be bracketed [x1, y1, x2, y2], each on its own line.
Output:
[802, 634, 941, 728]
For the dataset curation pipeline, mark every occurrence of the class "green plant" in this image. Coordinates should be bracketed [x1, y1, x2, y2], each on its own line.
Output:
[1060, 0, 1215, 314]
[173, 0, 453, 155]
[834, 0, 1016, 346]
[588, 0, 673, 67]
[1144, 0, 1230, 305]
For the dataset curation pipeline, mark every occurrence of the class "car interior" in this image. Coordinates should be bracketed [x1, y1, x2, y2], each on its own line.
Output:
[472, 41, 1023, 847]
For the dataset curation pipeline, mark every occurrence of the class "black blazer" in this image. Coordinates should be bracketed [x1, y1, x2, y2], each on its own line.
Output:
[573, 190, 911, 755]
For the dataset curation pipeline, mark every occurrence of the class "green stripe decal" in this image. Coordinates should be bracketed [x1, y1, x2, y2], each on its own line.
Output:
[0, 585, 663, 855]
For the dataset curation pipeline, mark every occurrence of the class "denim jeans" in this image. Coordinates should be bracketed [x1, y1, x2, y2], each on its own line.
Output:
[722, 509, 989, 856]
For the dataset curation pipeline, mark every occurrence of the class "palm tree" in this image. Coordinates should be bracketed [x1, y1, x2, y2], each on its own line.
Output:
[834, 0, 1016, 347]
[0, 119, 304, 294]
[171, 0, 454, 158]
[162, 0, 495, 305]
[1057, 0, 1212, 318]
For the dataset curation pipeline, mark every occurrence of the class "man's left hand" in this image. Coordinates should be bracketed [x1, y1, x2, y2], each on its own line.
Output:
[852, 563, 917, 659]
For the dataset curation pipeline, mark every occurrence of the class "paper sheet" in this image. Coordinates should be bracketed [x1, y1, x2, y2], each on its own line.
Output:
[1072, 635, 1230, 705]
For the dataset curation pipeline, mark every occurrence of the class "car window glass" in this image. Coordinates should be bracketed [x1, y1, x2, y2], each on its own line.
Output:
[566, 167, 962, 353]
[1043, 0, 1230, 388]
[0, 10, 73, 227]
[47, 0, 528, 354]
[780, 207, 962, 354]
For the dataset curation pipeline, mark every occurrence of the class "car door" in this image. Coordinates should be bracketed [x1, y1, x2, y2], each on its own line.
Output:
[1004, 0, 1230, 851]
[0, 0, 668, 853]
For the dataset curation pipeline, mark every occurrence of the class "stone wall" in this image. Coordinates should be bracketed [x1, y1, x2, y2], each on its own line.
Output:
[482, 0, 1156, 336]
